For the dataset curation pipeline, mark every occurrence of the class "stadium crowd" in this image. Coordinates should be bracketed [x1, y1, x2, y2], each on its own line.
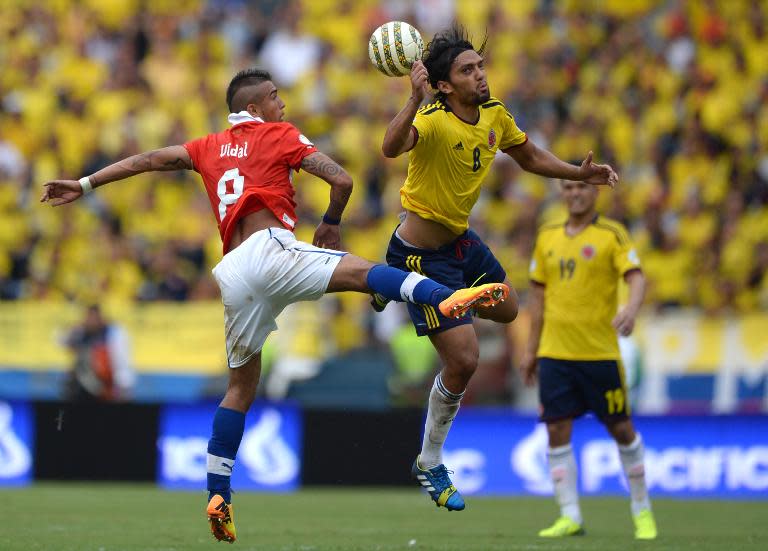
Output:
[1, 1, 767, 384]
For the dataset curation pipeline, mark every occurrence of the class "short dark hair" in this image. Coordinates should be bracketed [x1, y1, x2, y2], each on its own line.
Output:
[423, 23, 487, 91]
[226, 68, 272, 112]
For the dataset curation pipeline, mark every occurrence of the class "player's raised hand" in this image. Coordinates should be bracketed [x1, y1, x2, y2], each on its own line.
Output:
[313, 222, 341, 250]
[519, 351, 539, 387]
[611, 307, 636, 337]
[40, 180, 84, 206]
[578, 151, 618, 188]
[409, 60, 429, 103]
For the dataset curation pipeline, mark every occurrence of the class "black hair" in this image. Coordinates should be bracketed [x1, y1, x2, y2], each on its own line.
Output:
[423, 23, 487, 93]
[225, 68, 272, 112]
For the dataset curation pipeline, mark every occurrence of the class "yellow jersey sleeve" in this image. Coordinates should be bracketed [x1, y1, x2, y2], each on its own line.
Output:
[498, 109, 527, 150]
[411, 103, 441, 150]
[529, 229, 551, 284]
[612, 226, 642, 275]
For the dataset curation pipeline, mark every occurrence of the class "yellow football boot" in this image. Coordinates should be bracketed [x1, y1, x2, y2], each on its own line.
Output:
[634, 510, 658, 540]
[538, 516, 585, 537]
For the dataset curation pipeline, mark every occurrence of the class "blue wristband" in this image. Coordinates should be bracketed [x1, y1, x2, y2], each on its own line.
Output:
[322, 213, 341, 225]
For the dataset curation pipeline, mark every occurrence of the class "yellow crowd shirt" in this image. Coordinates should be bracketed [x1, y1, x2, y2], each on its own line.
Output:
[402, 97, 527, 234]
[530, 216, 641, 360]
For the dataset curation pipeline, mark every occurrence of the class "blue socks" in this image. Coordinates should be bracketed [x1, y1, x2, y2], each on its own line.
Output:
[366, 264, 452, 307]
[207, 407, 245, 503]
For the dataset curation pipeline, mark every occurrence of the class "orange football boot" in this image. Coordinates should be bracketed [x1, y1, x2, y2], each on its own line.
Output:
[438, 283, 510, 319]
[207, 494, 236, 543]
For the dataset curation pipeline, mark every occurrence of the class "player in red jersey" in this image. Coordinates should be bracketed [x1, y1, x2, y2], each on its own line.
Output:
[41, 68, 509, 544]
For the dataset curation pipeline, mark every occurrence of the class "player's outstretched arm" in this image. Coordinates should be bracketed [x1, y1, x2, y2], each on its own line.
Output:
[506, 141, 618, 188]
[381, 60, 429, 158]
[300, 151, 353, 249]
[40, 145, 192, 206]
[520, 281, 545, 387]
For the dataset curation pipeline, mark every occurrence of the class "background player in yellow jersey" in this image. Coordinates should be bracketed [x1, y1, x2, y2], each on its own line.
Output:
[378, 23, 618, 512]
[521, 178, 656, 539]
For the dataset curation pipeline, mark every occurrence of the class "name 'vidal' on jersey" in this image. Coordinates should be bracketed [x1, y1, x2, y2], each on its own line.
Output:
[184, 117, 317, 253]
[220, 142, 249, 158]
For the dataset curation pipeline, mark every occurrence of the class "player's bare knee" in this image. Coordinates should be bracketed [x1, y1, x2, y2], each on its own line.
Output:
[477, 288, 518, 322]
[500, 299, 519, 322]
[443, 349, 479, 382]
[546, 419, 572, 446]
[607, 419, 635, 445]
[328, 254, 374, 293]
[511, 294, 520, 315]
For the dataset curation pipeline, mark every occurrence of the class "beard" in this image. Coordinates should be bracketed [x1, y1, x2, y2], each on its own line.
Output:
[471, 87, 491, 105]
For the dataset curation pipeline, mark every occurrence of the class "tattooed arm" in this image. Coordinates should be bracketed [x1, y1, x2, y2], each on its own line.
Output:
[88, 146, 193, 186]
[300, 151, 353, 249]
[300, 152, 353, 222]
[41, 146, 193, 206]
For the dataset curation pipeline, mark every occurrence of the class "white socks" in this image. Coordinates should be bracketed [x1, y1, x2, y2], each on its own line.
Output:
[619, 433, 651, 516]
[548, 433, 650, 524]
[419, 375, 463, 469]
[548, 444, 582, 524]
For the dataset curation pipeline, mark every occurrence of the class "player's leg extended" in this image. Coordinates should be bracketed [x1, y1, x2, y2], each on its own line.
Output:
[606, 418, 656, 540]
[327, 254, 507, 315]
[410, 324, 479, 511]
[539, 418, 585, 537]
[206, 354, 261, 543]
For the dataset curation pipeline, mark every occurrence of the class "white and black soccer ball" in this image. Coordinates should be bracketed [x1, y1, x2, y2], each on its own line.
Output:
[368, 21, 424, 77]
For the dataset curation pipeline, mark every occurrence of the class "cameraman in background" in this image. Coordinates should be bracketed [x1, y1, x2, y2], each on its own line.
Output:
[62, 305, 135, 402]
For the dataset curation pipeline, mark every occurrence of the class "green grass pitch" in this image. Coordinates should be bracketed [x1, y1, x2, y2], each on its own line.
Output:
[3, 483, 766, 550]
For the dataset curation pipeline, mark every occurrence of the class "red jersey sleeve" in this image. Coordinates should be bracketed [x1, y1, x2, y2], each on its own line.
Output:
[183, 136, 207, 172]
[278, 124, 318, 170]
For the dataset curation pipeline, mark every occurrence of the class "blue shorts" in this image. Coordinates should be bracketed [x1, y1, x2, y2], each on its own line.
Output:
[385, 228, 506, 336]
[538, 357, 630, 424]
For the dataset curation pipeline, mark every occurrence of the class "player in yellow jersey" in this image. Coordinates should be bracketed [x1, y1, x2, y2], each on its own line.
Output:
[376, 23, 618, 512]
[521, 179, 657, 540]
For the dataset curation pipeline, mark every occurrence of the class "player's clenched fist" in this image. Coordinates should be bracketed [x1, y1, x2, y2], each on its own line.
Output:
[410, 60, 429, 103]
[40, 180, 83, 206]
[313, 222, 341, 250]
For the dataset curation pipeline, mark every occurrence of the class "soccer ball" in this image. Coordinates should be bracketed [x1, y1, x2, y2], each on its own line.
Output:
[368, 21, 424, 77]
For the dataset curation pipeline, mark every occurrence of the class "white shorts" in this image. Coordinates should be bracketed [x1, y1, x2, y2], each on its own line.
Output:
[212, 228, 346, 368]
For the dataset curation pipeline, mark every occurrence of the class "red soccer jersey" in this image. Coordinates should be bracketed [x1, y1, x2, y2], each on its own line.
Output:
[184, 119, 317, 253]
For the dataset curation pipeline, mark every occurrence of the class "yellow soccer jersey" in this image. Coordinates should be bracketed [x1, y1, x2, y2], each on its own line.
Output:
[402, 97, 527, 234]
[530, 215, 641, 360]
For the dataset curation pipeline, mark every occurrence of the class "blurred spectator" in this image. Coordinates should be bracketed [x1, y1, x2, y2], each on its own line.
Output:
[0, 139, 25, 180]
[258, 1, 321, 86]
[62, 305, 135, 402]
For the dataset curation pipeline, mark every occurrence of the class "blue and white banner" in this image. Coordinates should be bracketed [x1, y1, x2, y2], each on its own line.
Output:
[0, 400, 33, 485]
[442, 411, 768, 498]
[158, 402, 302, 491]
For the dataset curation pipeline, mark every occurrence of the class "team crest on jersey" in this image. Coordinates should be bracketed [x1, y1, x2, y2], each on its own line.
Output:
[488, 129, 496, 149]
[581, 245, 596, 259]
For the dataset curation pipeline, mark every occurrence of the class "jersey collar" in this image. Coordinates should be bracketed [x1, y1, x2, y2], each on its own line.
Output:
[441, 100, 480, 126]
[227, 111, 265, 127]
